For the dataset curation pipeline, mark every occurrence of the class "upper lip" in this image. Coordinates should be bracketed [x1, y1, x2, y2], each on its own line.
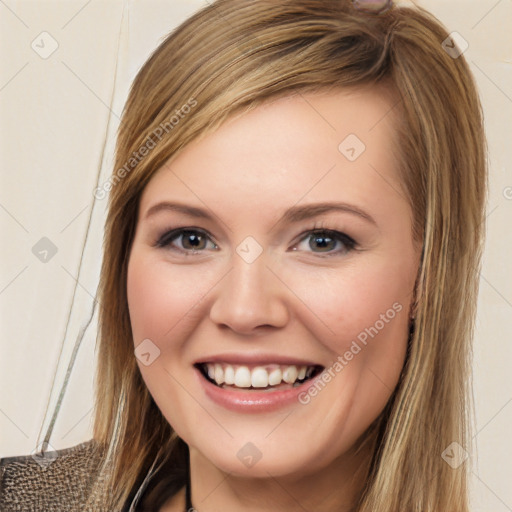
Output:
[194, 353, 323, 367]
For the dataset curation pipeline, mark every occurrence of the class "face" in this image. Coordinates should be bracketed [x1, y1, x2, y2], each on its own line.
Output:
[127, 87, 421, 480]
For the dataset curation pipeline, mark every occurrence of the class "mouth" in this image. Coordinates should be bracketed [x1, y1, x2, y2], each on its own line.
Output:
[194, 362, 325, 392]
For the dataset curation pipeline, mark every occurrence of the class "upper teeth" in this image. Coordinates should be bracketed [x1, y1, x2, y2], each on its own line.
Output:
[204, 363, 315, 388]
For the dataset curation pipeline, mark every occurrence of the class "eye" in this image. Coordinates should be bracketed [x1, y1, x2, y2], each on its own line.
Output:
[155, 228, 217, 253]
[154, 226, 357, 257]
[292, 229, 357, 256]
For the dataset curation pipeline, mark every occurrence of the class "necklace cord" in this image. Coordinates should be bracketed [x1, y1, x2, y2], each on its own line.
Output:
[185, 454, 193, 511]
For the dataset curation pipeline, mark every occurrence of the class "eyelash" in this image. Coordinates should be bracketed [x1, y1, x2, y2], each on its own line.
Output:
[154, 222, 358, 258]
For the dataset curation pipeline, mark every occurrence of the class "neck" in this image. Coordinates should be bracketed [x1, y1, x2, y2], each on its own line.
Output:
[187, 437, 374, 512]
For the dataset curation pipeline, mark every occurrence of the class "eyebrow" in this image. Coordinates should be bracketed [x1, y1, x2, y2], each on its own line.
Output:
[144, 200, 377, 227]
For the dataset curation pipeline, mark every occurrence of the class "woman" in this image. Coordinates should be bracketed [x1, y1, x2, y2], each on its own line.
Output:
[0, 0, 487, 511]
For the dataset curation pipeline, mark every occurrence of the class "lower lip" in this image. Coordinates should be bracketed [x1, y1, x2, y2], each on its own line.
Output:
[194, 367, 321, 413]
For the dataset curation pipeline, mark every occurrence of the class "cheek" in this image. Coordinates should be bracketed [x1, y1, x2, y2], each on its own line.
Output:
[126, 253, 207, 435]
[284, 256, 413, 393]
[126, 253, 210, 343]
[127, 261, 166, 342]
[287, 260, 412, 445]
[289, 257, 411, 338]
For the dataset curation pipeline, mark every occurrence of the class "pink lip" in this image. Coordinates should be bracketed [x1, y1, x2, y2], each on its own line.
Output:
[194, 366, 323, 413]
[194, 352, 320, 367]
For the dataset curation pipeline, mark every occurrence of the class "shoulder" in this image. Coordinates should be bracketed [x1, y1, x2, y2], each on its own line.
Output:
[0, 439, 104, 512]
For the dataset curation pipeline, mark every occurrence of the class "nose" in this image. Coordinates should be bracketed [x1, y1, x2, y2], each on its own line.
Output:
[209, 251, 289, 335]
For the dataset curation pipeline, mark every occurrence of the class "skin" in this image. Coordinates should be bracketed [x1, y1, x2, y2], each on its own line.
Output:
[127, 86, 422, 512]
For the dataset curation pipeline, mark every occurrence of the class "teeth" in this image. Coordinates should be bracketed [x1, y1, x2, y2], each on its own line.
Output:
[282, 366, 298, 384]
[203, 363, 316, 389]
[214, 364, 224, 385]
[251, 367, 269, 388]
[224, 365, 235, 385]
[268, 368, 282, 386]
[234, 366, 251, 388]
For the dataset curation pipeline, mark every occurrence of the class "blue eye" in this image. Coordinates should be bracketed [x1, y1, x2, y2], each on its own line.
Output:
[155, 228, 357, 256]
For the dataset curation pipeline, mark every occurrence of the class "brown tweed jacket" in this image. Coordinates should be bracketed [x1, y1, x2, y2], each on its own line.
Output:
[0, 440, 105, 512]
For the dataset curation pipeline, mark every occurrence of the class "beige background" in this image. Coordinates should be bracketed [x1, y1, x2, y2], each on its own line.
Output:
[0, 0, 511, 509]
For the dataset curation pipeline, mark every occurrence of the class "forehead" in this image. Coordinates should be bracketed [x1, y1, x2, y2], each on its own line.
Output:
[139, 86, 405, 222]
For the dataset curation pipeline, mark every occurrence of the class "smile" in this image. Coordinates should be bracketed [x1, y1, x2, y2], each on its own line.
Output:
[196, 362, 324, 391]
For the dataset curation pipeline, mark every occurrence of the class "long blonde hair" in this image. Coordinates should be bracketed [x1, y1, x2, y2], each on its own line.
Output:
[87, 1, 487, 510]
